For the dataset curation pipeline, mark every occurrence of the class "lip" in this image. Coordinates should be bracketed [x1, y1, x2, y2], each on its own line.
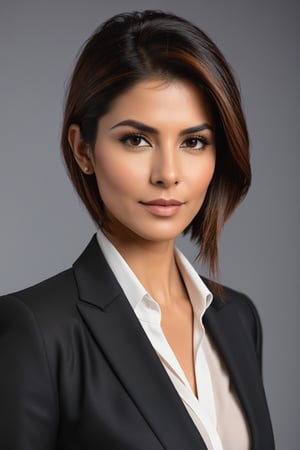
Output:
[141, 198, 184, 206]
[140, 199, 184, 217]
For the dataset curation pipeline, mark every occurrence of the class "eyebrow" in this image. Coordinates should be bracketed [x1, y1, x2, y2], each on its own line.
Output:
[110, 119, 214, 135]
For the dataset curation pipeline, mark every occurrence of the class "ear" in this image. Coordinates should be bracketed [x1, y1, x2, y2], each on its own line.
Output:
[68, 124, 94, 175]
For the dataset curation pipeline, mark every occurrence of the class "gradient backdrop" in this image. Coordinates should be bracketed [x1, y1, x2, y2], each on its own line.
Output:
[1, 0, 299, 448]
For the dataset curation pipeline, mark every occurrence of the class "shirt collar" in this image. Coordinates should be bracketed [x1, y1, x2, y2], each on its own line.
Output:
[174, 248, 213, 317]
[96, 228, 213, 319]
[96, 228, 147, 311]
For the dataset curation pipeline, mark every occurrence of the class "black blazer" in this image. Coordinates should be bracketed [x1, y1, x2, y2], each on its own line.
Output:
[0, 235, 274, 449]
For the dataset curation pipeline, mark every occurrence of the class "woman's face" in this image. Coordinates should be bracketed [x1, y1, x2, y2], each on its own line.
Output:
[91, 78, 216, 244]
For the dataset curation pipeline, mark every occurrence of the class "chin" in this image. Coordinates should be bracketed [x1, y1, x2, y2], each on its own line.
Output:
[131, 225, 187, 243]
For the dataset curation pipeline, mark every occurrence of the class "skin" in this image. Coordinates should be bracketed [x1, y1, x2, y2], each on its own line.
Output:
[69, 78, 216, 395]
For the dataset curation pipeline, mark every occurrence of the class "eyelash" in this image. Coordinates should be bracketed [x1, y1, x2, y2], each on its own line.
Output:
[119, 133, 149, 147]
[119, 132, 209, 150]
[181, 135, 209, 151]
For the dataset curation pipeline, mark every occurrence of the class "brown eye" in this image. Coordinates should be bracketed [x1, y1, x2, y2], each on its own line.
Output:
[180, 136, 208, 150]
[120, 133, 150, 147]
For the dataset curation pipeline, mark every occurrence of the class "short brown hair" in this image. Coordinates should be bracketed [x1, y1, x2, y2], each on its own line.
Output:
[61, 10, 251, 278]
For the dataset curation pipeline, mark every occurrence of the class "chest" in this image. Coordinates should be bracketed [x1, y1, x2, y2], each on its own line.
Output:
[160, 301, 197, 396]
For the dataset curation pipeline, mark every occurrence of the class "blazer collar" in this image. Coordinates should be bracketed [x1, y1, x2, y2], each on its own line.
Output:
[73, 235, 207, 450]
[73, 235, 273, 450]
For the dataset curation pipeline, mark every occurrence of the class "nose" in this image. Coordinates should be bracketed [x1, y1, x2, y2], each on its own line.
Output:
[150, 146, 180, 187]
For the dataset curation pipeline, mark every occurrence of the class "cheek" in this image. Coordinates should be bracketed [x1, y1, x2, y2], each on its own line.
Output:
[94, 153, 147, 197]
[188, 157, 216, 195]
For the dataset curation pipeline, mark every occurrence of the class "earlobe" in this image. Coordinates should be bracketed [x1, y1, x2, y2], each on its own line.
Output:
[68, 124, 94, 174]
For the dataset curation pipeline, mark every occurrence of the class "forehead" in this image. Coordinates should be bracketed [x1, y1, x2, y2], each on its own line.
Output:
[102, 78, 214, 127]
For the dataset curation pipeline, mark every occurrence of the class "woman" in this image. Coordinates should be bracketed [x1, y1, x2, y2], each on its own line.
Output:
[0, 10, 274, 450]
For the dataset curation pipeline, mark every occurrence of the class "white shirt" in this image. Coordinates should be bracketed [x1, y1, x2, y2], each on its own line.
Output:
[96, 229, 250, 450]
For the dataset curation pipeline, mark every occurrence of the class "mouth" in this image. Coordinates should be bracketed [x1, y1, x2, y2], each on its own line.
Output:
[140, 199, 184, 206]
[139, 199, 185, 217]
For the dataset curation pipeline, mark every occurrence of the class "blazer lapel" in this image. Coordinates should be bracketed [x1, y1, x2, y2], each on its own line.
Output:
[204, 295, 274, 450]
[73, 235, 207, 450]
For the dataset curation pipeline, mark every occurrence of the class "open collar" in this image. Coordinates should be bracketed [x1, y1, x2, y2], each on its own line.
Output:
[73, 235, 207, 449]
[73, 235, 274, 450]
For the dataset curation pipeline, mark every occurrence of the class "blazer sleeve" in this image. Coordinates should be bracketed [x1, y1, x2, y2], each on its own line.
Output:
[0, 295, 59, 450]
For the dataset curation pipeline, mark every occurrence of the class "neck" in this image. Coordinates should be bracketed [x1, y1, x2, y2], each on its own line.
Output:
[102, 228, 187, 307]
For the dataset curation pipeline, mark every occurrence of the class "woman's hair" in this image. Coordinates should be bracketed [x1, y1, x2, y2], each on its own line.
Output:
[61, 10, 251, 279]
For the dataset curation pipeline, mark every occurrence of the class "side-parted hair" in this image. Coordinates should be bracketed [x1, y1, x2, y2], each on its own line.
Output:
[61, 10, 251, 278]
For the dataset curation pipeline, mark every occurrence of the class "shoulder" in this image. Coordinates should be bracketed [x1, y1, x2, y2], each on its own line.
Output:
[223, 284, 262, 354]
[11, 267, 76, 299]
[202, 277, 263, 367]
[0, 268, 84, 389]
[0, 268, 79, 332]
[222, 284, 262, 335]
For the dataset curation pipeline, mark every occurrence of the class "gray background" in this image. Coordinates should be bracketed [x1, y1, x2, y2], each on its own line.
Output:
[0, 0, 299, 448]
